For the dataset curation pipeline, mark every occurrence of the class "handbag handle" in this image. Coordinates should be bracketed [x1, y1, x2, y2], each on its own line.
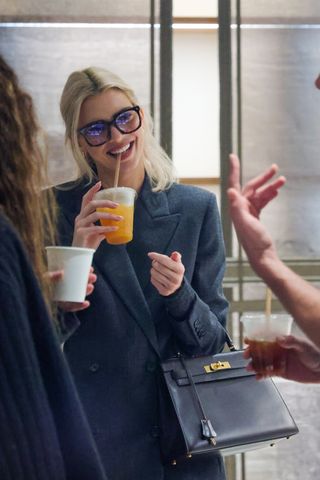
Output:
[225, 331, 237, 352]
[179, 354, 217, 445]
[178, 331, 236, 446]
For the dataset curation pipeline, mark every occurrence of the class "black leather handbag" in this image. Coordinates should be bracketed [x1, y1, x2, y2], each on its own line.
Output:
[160, 340, 299, 464]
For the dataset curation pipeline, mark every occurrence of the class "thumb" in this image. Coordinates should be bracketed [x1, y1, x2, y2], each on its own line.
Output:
[170, 251, 182, 263]
[47, 270, 64, 282]
[227, 187, 240, 203]
[276, 335, 305, 353]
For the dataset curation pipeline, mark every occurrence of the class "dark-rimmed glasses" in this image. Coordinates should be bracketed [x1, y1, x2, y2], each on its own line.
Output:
[78, 105, 142, 147]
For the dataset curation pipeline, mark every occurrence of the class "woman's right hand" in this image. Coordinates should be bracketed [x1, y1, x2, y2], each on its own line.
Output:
[72, 181, 122, 250]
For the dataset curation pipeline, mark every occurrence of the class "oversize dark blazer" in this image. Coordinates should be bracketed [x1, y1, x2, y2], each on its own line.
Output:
[56, 176, 229, 480]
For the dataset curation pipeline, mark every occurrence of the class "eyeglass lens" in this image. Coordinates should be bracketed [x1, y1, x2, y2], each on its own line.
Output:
[82, 107, 141, 146]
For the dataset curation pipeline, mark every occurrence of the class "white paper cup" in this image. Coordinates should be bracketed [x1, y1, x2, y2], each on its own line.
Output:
[46, 246, 95, 302]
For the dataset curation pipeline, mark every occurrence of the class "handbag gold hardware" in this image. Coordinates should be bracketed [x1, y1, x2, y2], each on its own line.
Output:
[171, 453, 192, 465]
[204, 361, 231, 373]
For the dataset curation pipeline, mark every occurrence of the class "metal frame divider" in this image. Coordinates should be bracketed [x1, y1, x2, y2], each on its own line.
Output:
[159, 0, 172, 158]
[150, 0, 155, 120]
[219, 1, 243, 479]
[218, 0, 233, 257]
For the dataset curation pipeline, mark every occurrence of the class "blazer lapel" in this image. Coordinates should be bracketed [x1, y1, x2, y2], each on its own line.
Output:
[139, 182, 181, 254]
[127, 179, 181, 296]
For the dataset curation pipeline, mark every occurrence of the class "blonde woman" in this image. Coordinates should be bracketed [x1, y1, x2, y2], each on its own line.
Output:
[0, 56, 107, 480]
[57, 66, 229, 480]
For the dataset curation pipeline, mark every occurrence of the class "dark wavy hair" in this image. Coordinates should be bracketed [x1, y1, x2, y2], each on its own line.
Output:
[0, 55, 56, 299]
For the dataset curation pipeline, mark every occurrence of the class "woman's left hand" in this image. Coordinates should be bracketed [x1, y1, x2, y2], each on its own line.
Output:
[148, 251, 185, 296]
[47, 267, 97, 312]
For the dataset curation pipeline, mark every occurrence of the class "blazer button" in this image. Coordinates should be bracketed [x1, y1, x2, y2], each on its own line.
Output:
[89, 363, 100, 373]
[146, 361, 157, 373]
[150, 425, 161, 438]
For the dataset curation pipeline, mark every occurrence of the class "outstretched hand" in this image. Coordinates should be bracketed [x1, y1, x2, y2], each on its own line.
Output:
[228, 153, 286, 218]
[227, 154, 286, 272]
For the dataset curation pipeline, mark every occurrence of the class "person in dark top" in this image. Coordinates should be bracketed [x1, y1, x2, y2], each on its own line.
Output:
[56, 66, 229, 480]
[0, 55, 108, 479]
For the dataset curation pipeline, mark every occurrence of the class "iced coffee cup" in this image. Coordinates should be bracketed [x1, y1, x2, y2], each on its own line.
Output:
[46, 246, 94, 302]
[95, 187, 136, 245]
[241, 313, 293, 374]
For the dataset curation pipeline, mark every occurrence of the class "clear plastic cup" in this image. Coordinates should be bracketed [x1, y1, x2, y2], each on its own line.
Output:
[95, 187, 136, 245]
[241, 313, 293, 374]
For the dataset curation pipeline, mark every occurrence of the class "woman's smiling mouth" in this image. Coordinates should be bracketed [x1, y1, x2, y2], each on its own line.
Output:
[108, 142, 133, 158]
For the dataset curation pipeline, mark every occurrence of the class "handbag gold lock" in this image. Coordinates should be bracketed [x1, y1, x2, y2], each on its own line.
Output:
[204, 361, 231, 373]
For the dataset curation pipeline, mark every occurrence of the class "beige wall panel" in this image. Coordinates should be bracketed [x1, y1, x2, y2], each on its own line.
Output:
[240, 0, 320, 23]
[0, 0, 152, 21]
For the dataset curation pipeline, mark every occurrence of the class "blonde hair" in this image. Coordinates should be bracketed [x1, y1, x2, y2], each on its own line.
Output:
[0, 55, 57, 303]
[60, 66, 177, 191]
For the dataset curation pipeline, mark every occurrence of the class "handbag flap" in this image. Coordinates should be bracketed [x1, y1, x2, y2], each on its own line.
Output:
[162, 350, 253, 386]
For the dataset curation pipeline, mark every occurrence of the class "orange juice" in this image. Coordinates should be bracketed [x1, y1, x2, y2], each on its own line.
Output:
[97, 204, 134, 244]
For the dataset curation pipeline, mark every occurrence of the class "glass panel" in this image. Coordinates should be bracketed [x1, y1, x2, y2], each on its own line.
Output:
[172, 1, 220, 180]
[239, 0, 320, 23]
[173, 0, 218, 18]
[0, 0, 154, 21]
[173, 29, 219, 178]
[238, 26, 320, 258]
[0, 2, 159, 185]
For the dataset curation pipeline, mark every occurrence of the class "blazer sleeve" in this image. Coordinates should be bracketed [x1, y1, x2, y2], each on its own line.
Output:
[56, 309, 80, 344]
[164, 193, 229, 355]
